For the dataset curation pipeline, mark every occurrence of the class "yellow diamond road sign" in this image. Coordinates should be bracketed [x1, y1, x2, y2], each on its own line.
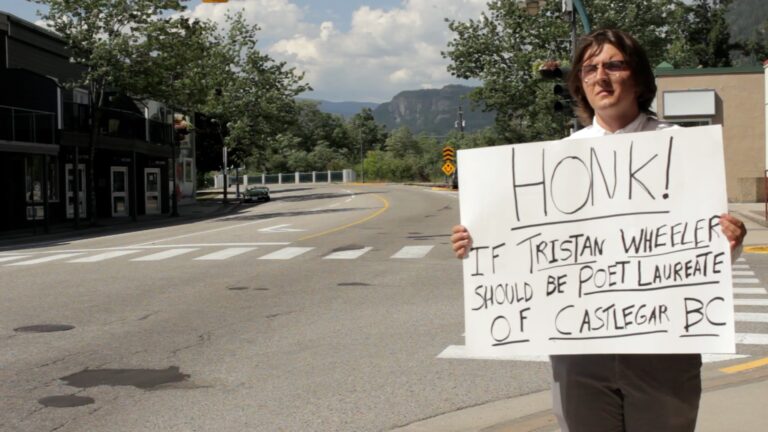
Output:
[442, 160, 456, 176]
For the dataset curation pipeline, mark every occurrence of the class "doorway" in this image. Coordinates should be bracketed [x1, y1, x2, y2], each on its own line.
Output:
[111, 166, 129, 217]
[145, 168, 161, 215]
[65, 163, 86, 219]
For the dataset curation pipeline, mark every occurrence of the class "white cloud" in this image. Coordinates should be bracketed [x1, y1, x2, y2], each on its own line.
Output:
[189, 0, 488, 102]
[186, 0, 309, 41]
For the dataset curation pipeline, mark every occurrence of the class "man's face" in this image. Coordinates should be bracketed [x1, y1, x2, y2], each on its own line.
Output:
[580, 43, 639, 124]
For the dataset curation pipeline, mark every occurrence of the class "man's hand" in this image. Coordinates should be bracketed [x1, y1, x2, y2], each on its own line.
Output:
[720, 213, 747, 254]
[451, 225, 472, 259]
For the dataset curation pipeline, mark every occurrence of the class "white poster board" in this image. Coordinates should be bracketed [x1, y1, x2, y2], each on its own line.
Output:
[457, 125, 734, 356]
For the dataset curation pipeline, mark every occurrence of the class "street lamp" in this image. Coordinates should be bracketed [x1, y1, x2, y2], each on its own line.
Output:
[210, 118, 228, 203]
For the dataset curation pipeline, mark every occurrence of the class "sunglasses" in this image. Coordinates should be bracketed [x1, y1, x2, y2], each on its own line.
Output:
[580, 60, 629, 82]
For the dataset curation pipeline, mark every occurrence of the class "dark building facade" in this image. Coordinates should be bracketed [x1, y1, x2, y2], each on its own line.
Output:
[0, 11, 187, 232]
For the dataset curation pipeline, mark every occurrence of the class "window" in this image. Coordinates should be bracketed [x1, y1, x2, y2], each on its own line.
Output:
[25, 156, 60, 202]
[184, 159, 193, 183]
[48, 157, 59, 202]
[73, 89, 89, 105]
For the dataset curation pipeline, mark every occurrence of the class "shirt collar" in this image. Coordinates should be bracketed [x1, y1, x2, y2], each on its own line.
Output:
[590, 113, 648, 135]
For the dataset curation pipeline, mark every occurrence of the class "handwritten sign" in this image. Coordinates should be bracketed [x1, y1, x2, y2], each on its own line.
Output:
[457, 125, 734, 355]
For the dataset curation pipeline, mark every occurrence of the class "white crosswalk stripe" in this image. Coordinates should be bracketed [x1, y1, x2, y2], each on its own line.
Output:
[131, 248, 198, 261]
[259, 247, 314, 260]
[391, 245, 434, 259]
[194, 247, 257, 261]
[735, 313, 768, 323]
[733, 278, 761, 284]
[8, 253, 85, 266]
[0, 244, 444, 265]
[323, 247, 372, 260]
[736, 333, 768, 345]
[735, 299, 768, 306]
[732, 270, 755, 276]
[733, 264, 750, 269]
[69, 250, 140, 263]
[733, 287, 767, 295]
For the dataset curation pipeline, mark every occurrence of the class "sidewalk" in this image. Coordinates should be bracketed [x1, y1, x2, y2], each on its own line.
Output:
[0, 197, 241, 249]
[394, 368, 768, 432]
[395, 202, 768, 432]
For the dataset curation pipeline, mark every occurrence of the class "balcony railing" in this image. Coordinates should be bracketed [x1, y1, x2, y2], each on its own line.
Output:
[0, 105, 55, 144]
[62, 102, 173, 146]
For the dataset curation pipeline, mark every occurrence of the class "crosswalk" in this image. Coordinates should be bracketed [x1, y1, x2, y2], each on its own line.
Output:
[730, 257, 768, 352]
[439, 256, 768, 365]
[0, 245, 438, 267]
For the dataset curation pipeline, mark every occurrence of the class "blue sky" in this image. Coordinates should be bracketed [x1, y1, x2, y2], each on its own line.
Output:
[3, 0, 486, 102]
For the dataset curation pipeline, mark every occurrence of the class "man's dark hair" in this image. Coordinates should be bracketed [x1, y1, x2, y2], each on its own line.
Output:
[567, 29, 657, 126]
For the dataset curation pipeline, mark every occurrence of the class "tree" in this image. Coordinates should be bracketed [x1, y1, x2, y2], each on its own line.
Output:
[348, 108, 388, 158]
[444, 0, 695, 141]
[201, 12, 311, 172]
[385, 127, 417, 156]
[737, 21, 768, 64]
[32, 0, 191, 223]
[444, 1, 573, 141]
[677, 0, 733, 67]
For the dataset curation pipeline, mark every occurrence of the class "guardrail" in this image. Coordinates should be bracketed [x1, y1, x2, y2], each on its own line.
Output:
[213, 169, 356, 188]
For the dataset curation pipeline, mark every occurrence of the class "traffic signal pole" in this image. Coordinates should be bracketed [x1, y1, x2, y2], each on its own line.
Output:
[562, 0, 591, 132]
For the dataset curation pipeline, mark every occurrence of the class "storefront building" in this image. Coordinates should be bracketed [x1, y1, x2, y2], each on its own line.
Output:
[0, 11, 195, 232]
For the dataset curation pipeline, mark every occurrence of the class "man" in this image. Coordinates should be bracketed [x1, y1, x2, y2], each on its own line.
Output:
[451, 29, 747, 431]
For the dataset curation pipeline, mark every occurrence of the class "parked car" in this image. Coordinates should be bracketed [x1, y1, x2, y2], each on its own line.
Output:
[241, 186, 271, 203]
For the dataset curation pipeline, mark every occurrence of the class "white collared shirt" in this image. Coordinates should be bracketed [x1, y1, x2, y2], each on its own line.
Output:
[566, 112, 677, 140]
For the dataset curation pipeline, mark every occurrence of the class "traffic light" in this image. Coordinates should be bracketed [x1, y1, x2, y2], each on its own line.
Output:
[553, 82, 571, 113]
[538, 60, 573, 116]
[173, 116, 190, 143]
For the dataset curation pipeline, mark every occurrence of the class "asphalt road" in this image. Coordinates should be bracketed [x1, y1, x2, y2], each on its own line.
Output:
[0, 184, 553, 432]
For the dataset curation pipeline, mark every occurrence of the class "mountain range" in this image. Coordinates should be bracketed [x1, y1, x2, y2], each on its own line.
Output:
[316, 85, 496, 135]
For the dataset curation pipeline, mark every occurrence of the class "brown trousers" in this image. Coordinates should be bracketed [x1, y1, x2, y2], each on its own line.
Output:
[551, 354, 702, 432]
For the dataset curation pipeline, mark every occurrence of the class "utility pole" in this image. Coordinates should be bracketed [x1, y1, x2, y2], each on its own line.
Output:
[562, 0, 591, 132]
[360, 141, 364, 184]
[222, 145, 228, 203]
[73, 141, 80, 229]
[171, 120, 180, 217]
[453, 106, 465, 189]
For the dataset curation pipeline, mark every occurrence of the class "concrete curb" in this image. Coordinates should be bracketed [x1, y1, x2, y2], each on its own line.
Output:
[390, 390, 554, 432]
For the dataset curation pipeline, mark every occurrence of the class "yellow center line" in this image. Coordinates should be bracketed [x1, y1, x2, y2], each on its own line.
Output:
[719, 357, 768, 374]
[298, 194, 390, 241]
[744, 246, 768, 254]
